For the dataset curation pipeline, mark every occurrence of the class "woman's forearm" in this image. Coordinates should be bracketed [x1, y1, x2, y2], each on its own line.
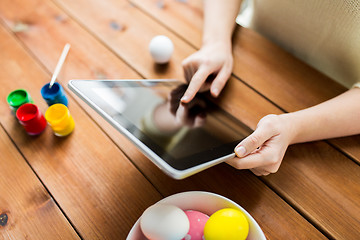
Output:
[202, 0, 242, 45]
[285, 88, 360, 144]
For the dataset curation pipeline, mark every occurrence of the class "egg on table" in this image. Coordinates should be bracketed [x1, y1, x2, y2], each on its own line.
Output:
[149, 35, 174, 64]
[140, 203, 189, 240]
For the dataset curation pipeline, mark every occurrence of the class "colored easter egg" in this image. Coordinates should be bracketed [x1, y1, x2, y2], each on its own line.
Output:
[204, 208, 249, 240]
[182, 210, 209, 240]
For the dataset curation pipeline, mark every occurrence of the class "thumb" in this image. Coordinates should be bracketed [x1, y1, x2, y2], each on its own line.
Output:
[234, 124, 274, 158]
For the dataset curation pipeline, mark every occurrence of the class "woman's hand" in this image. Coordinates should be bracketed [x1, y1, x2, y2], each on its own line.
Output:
[181, 41, 233, 103]
[180, 0, 242, 103]
[226, 114, 295, 176]
[227, 87, 360, 176]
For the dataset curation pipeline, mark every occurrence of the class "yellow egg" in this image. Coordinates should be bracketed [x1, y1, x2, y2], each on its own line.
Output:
[204, 208, 249, 240]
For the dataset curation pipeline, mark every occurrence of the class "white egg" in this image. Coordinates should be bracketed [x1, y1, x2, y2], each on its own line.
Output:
[140, 204, 190, 240]
[149, 35, 174, 64]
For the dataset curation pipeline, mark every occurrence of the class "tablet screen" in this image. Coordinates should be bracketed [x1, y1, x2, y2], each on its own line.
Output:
[69, 80, 251, 170]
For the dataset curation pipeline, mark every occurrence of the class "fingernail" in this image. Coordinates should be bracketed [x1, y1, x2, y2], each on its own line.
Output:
[235, 146, 246, 157]
[212, 88, 219, 97]
[181, 96, 189, 102]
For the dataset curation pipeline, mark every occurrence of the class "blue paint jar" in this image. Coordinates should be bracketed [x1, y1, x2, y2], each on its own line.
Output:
[40, 82, 68, 107]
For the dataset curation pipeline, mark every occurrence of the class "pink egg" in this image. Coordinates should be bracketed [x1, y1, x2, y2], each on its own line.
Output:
[182, 210, 209, 240]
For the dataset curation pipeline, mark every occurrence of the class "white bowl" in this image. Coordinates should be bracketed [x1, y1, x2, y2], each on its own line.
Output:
[127, 191, 266, 240]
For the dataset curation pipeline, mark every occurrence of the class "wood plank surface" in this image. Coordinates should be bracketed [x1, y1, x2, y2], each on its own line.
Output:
[0, 0, 329, 239]
[55, 0, 192, 80]
[130, 0, 203, 48]
[0, 22, 163, 239]
[1, 0, 359, 239]
[330, 136, 360, 165]
[0, 125, 80, 239]
[129, 0, 360, 164]
[3, 0, 358, 238]
[44, 0, 360, 239]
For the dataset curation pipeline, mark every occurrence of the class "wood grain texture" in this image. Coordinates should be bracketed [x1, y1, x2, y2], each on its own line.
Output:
[46, 0, 359, 238]
[330, 136, 360, 165]
[0, 0, 328, 239]
[0, 2, 356, 239]
[130, 0, 203, 48]
[0, 21, 162, 240]
[130, 0, 203, 49]
[129, 0, 360, 164]
[55, 0, 192, 80]
[0, 125, 80, 239]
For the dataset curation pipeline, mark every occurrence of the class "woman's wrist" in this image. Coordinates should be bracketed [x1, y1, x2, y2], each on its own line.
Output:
[279, 110, 320, 145]
[202, 0, 242, 48]
[201, 39, 233, 58]
[202, 36, 232, 49]
[277, 113, 302, 145]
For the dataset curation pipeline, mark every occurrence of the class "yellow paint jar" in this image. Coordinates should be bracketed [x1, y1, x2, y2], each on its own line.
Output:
[45, 103, 75, 137]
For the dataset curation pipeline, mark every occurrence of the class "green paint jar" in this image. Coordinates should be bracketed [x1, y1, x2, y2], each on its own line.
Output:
[7, 89, 34, 113]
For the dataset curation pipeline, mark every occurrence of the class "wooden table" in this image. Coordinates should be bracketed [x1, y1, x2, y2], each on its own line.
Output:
[0, 0, 359, 239]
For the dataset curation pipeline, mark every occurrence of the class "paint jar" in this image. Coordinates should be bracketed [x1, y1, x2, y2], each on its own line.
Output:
[7, 89, 34, 113]
[40, 82, 68, 106]
[16, 103, 47, 135]
[45, 103, 75, 137]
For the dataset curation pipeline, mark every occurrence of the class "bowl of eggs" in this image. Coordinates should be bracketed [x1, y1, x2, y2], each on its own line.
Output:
[126, 191, 266, 240]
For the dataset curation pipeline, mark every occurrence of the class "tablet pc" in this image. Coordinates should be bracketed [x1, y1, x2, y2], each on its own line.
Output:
[68, 79, 251, 179]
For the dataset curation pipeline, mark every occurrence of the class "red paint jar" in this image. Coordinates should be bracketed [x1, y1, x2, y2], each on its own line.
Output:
[16, 103, 47, 135]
